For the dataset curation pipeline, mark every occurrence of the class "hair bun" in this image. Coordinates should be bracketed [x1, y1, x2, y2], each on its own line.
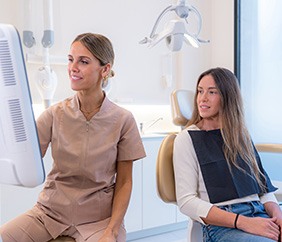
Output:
[109, 70, 115, 78]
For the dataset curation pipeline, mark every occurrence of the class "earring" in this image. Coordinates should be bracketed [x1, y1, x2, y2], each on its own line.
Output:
[102, 77, 109, 88]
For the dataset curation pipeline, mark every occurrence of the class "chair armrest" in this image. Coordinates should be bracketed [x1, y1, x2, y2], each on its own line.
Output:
[271, 180, 282, 202]
[255, 143, 282, 202]
[255, 144, 282, 154]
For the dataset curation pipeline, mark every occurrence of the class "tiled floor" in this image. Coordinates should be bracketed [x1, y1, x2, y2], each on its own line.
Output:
[128, 228, 187, 242]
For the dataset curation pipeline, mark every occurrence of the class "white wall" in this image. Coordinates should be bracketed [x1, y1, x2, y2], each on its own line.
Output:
[0, 0, 234, 226]
[177, 1, 234, 94]
[0, 0, 234, 105]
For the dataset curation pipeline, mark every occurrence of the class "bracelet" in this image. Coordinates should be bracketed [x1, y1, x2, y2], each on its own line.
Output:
[234, 214, 240, 229]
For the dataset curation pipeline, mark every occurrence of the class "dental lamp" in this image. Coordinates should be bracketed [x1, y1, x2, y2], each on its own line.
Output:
[140, 0, 209, 52]
[35, 65, 57, 109]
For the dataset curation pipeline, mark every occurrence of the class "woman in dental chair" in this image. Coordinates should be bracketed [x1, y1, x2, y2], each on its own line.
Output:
[173, 67, 282, 242]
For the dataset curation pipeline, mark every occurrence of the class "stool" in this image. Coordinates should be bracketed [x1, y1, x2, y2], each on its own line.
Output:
[49, 236, 75, 242]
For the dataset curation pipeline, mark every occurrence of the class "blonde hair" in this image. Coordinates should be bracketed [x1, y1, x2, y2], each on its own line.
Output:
[188, 67, 266, 190]
[73, 33, 115, 85]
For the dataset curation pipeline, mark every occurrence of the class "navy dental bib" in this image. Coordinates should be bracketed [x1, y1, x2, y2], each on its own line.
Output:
[188, 129, 277, 203]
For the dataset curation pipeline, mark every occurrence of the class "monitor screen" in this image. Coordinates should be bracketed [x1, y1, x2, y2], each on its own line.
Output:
[0, 23, 45, 187]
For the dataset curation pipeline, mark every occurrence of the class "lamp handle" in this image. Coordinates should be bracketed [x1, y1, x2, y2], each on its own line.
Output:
[149, 5, 174, 38]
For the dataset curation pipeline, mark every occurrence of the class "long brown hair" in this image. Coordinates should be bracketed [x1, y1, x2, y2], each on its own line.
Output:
[188, 67, 266, 189]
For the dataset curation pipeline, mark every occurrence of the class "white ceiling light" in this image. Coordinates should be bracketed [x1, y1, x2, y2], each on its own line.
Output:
[140, 0, 209, 52]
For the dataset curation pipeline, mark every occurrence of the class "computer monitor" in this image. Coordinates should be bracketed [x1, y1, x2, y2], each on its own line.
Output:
[0, 23, 45, 187]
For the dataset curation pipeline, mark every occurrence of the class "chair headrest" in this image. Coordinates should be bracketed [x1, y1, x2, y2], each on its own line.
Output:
[171, 89, 194, 126]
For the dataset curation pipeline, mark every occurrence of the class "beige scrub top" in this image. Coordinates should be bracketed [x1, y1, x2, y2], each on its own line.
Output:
[35, 94, 146, 239]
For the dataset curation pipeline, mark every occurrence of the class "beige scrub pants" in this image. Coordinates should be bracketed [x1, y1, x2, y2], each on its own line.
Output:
[0, 206, 126, 242]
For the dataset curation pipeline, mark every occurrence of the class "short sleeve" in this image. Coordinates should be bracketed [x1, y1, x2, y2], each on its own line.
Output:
[117, 112, 146, 162]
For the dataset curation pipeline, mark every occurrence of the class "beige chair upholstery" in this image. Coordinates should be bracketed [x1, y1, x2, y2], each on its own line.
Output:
[156, 133, 177, 204]
[171, 89, 194, 127]
[156, 89, 194, 204]
[255, 144, 282, 154]
[49, 236, 75, 242]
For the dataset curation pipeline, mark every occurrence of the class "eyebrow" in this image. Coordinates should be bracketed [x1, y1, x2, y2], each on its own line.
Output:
[197, 86, 218, 90]
[68, 54, 92, 60]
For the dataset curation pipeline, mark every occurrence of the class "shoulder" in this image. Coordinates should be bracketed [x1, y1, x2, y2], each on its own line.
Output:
[45, 97, 73, 112]
[104, 98, 135, 122]
[36, 97, 73, 122]
[108, 100, 132, 116]
[53, 96, 74, 112]
[173, 126, 199, 168]
[49, 96, 77, 115]
[175, 124, 199, 143]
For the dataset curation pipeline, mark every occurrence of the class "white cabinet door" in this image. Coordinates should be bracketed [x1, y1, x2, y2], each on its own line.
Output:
[142, 137, 176, 229]
[124, 159, 142, 232]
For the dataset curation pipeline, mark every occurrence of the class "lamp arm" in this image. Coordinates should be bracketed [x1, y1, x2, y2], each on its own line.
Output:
[23, 0, 36, 48]
[186, 5, 202, 37]
[149, 5, 175, 38]
[148, 28, 173, 48]
[42, 0, 54, 48]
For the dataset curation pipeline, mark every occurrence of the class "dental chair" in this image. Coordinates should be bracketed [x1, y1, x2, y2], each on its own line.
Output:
[156, 89, 203, 242]
[156, 132, 203, 242]
[156, 89, 282, 242]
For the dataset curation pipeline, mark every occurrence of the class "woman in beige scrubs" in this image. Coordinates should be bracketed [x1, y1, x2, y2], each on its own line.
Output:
[0, 33, 146, 242]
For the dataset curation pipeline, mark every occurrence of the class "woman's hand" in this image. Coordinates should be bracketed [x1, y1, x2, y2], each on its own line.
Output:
[264, 201, 282, 242]
[203, 204, 281, 241]
[98, 227, 118, 242]
[274, 216, 282, 242]
[237, 215, 280, 241]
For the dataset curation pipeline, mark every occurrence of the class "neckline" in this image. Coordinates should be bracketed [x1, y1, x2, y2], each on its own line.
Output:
[190, 124, 221, 132]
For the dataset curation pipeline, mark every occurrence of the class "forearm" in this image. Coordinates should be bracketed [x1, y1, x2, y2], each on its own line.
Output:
[107, 179, 132, 236]
[202, 203, 281, 228]
[264, 201, 282, 219]
[104, 160, 133, 240]
[202, 205, 237, 228]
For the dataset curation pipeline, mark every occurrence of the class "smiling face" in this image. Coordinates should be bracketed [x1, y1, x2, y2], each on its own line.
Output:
[197, 74, 221, 122]
[67, 41, 109, 93]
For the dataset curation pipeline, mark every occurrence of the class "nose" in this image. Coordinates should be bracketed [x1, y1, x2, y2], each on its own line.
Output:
[199, 91, 208, 102]
[68, 61, 79, 72]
